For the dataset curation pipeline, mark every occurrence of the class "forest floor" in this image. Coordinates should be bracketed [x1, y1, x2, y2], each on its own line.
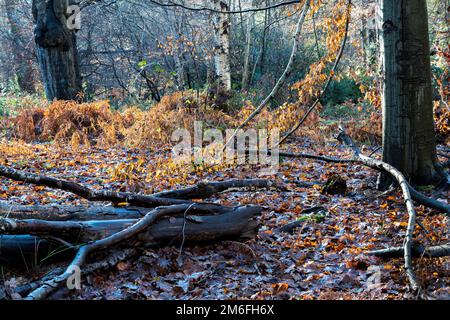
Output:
[0, 136, 448, 300]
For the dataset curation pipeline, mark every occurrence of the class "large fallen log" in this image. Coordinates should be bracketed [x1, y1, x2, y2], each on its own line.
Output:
[0, 202, 230, 221]
[0, 205, 261, 265]
[0, 202, 145, 221]
[23, 204, 258, 300]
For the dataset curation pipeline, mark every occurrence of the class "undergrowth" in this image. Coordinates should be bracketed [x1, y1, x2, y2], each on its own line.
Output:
[5, 91, 448, 151]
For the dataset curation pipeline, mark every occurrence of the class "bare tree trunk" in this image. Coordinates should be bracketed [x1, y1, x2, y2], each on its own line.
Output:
[174, 52, 187, 90]
[259, 0, 269, 75]
[379, 0, 443, 188]
[241, 9, 253, 91]
[213, 0, 232, 91]
[4, 0, 36, 93]
[32, 0, 82, 101]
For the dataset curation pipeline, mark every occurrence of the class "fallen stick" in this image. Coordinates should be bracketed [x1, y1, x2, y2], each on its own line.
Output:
[0, 202, 145, 221]
[152, 179, 282, 199]
[0, 164, 282, 206]
[13, 248, 140, 297]
[337, 127, 426, 299]
[368, 244, 450, 258]
[0, 205, 261, 242]
[274, 206, 327, 234]
[278, 151, 356, 163]
[0, 165, 190, 207]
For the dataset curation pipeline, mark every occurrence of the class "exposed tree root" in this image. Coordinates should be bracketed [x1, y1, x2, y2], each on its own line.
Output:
[408, 187, 450, 217]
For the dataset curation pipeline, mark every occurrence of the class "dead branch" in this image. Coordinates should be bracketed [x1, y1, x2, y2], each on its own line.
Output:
[0, 164, 190, 207]
[368, 244, 450, 259]
[337, 127, 426, 299]
[0, 205, 262, 264]
[0, 202, 144, 221]
[25, 204, 260, 300]
[278, 151, 356, 163]
[152, 179, 283, 199]
[14, 248, 139, 297]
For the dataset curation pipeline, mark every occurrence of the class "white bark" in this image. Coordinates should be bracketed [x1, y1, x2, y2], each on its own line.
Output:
[213, 0, 232, 91]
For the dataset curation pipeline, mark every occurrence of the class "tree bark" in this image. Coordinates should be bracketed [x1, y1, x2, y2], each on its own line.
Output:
[32, 0, 82, 101]
[213, 0, 232, 92]
[241, 9, 254, 91]
[379, 0, 442, 188]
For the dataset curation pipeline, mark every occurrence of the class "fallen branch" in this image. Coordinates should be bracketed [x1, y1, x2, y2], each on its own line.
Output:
[152, 179, 282, 199]
[25, 204, 261, 300]
[0, 165, 190, 207]
[337, 127, 426, 299]
[0, 202, 145, 221]
[368, 243, 450, 259]
[274, 206, 327, 234]
[278, 151, 356, 163]
[13, 248, 139, 297]
[0, 205, 262, 265]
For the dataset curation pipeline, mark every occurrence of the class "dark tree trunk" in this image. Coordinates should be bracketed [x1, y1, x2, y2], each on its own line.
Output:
[379, 0, 442, 188]
[32, 0, 82, 101]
